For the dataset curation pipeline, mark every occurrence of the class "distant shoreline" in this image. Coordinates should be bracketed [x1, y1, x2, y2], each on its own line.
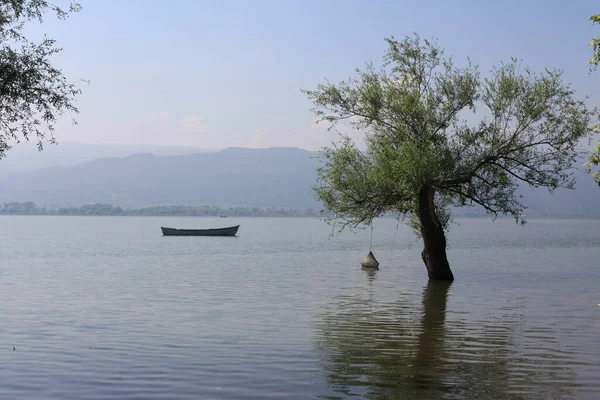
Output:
[1, 215, 600, 221]
[1, 213, 599, 220]
[0, 202, 321, 218]
[1, 201, 599, 219]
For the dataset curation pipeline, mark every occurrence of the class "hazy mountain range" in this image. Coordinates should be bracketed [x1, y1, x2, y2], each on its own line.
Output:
[0, 142, 217, 177]
[0, 146, 321, 209]
[0, 144, 598, 215]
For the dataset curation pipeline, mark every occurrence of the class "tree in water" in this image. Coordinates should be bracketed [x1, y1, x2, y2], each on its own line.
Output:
[304, 34, 598, 281]
[0, 0, 82, 160]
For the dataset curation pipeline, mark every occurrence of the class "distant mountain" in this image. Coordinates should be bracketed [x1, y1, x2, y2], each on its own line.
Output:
[0, 146, 597, 214]
[0, 141, 218, 177]
[0, 147, 321, 209]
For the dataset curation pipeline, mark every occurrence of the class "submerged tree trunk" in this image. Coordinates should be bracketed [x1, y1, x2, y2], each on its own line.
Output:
[418, 186, 454, 281]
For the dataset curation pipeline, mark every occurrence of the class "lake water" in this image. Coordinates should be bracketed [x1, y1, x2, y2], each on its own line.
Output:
[0, 216, 599, 399]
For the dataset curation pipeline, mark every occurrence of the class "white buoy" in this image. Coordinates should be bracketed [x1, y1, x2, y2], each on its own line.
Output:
[361, 251, 380, 269]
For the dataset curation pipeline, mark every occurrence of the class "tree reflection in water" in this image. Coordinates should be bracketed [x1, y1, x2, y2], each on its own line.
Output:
[315, 273, 580, 399]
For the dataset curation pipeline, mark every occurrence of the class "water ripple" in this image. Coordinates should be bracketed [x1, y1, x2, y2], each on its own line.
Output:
[0, 216, 599, 399]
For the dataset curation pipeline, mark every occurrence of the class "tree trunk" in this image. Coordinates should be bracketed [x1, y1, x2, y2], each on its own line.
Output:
[418, 185, 454, 281]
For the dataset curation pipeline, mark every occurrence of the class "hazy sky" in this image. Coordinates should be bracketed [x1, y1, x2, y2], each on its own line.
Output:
[24, 0, 600, 150]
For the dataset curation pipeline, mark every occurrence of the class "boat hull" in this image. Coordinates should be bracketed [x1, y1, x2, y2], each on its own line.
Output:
[161, 225, 239, 237]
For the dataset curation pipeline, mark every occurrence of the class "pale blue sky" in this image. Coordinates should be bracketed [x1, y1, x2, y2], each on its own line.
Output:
[27, 0, 600, 149]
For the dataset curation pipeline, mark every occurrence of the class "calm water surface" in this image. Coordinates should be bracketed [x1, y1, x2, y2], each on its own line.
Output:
[0, 216, 599, 399]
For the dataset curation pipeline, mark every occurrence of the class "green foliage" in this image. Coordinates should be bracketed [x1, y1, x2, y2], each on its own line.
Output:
[0, 0, 82, 159]
[589, 14, 600, 185]
[591, 14, 600, 70]
[305, 34, 598, 231]
[586, 138, 600, 186]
